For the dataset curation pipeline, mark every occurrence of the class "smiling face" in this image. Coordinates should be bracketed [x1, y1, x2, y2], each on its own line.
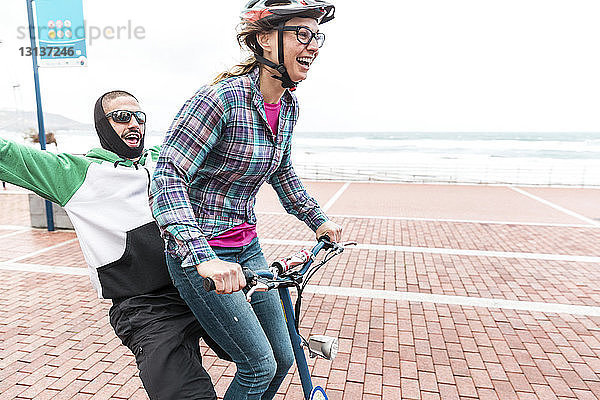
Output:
[103, 96, 145, 148]
[262, 17, 321, 83]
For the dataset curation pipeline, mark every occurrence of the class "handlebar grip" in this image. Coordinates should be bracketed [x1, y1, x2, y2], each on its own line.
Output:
[203, 268, 256, 292]
[318, 234, 335, 250]
[318, 234, 331, 242]
[203, 277, 217, 292]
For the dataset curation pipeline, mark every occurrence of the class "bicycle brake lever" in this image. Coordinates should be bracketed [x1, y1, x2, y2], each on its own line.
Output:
[245, 280, 271, 302]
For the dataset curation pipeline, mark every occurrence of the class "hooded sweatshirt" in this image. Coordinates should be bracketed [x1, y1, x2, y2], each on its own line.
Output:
[0, 138, 170, 299]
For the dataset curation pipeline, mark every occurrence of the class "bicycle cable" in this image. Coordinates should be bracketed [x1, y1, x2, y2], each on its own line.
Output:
[293, 246, 344, 358]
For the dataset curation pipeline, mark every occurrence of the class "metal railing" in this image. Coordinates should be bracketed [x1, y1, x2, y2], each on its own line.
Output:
[293, 161, 600, 187]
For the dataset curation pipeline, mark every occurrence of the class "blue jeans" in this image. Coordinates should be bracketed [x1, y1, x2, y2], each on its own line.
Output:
[167, 238, 294, 400]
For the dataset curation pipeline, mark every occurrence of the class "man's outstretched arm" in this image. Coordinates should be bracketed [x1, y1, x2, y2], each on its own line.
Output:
[0, 137, 91, 206]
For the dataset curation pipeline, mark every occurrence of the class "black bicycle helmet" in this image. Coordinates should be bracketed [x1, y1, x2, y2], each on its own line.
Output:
[241, 0, 335, 89]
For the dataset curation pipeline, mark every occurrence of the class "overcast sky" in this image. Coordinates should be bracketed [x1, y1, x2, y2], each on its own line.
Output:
[1, 0, 600, 133]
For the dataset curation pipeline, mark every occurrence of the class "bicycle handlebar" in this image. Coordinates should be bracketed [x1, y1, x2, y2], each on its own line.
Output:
[203, 235, 337, 293]
[203, 268, 256, 292]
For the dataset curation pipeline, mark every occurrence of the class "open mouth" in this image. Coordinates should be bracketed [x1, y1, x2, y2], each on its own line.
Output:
[122, 131, 141, 147]
[297, 56, 313, 69]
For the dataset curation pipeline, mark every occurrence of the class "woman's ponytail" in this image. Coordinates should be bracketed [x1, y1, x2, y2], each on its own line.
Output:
[212, 57, 261, 85]
[212, 19, 274, 85]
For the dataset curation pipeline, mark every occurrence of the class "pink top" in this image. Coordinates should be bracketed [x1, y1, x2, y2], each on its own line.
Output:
[264, 101, 282, 136]
[207, 101, 280, 248]
[207, 222, 257, 248]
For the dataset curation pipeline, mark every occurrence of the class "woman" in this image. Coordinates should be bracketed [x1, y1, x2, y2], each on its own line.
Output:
[150, 1, 341, 398]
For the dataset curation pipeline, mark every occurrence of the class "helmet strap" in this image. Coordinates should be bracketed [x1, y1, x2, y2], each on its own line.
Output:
[277, 22, 285, 66]
[254, 22, 299, 90]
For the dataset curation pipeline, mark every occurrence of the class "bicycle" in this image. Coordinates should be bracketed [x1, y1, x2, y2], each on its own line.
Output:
[204, 236, 356, 400]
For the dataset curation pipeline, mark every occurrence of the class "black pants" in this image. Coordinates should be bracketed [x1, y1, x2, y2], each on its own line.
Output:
[109, 286, 225, 400]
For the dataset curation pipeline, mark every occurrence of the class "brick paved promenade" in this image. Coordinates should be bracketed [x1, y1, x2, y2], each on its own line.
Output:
[1, 181, 600, 399]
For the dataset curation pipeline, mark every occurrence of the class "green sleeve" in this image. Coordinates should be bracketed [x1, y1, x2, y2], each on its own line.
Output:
[148, 145, 161, 162]
[0, 137, 91, 206]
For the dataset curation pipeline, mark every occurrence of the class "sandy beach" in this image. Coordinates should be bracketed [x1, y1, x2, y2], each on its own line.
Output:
[1, 181, 600, 399]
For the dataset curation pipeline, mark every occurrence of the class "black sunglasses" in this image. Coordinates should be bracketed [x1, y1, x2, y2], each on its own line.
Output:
[281, 26, 325, 48]
[105, 110, 147, 124]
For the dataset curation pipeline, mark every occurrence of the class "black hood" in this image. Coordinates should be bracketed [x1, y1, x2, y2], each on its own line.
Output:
[94, 91, 145, 159]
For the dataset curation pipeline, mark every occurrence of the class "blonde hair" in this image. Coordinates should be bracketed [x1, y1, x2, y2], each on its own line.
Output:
[212, 19, 277, 85]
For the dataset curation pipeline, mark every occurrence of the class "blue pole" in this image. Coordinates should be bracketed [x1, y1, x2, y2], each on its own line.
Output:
[26, 0, 55, 232]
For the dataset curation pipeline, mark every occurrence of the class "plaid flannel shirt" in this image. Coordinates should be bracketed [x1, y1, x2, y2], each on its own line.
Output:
[150, 68, 329, 267]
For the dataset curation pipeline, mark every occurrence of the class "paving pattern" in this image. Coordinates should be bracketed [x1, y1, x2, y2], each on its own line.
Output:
[1, 182, 600, 399]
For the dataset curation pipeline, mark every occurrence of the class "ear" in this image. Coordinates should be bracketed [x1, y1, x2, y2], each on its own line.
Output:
[257, 31, 275, 54]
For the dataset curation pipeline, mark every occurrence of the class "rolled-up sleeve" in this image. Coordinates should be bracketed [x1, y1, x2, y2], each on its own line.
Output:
[150, 87, 228, 267]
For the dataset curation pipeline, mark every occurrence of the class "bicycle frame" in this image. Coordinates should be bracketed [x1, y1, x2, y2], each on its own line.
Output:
[256, 240, 330, 400]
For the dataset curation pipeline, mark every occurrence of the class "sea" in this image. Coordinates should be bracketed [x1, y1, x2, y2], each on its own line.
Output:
[2, 129, 600, 186]
[291, 132, 600, 186]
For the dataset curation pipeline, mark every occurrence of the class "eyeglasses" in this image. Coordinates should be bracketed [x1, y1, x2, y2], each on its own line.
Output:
[105, 110, 147, 124]
[281, 26, 326, 48]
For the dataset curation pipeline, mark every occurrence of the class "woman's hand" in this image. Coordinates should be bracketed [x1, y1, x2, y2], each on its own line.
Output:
[316, 220, 342, 243]
[195, 259, 247, 294]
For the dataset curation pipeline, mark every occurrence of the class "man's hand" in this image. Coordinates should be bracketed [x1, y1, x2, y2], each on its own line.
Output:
[195, 259, 246, 294]
[316, 220, 343, 242]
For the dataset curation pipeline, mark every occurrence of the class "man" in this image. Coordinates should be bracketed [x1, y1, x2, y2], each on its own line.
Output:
[0, 90, 244, 399]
